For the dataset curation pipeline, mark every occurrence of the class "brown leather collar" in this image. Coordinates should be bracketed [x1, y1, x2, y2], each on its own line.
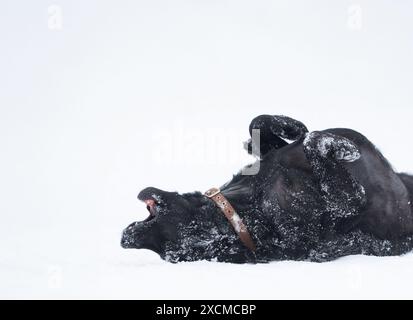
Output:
[205, 187, 256, 252]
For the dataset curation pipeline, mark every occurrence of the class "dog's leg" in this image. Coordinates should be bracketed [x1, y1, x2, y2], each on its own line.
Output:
[245, 115, 309, 157]
[303, 131, 366, 230]
[308, 232, 363, 262]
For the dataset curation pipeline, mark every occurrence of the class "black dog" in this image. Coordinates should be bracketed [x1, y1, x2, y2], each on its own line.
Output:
[121, 115, 413, 263]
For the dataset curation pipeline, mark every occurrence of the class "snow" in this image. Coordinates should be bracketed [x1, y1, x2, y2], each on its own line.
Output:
[231, 213, 243, 233]
[3, 236, 413, 299]
[319, 137, 335, 158]
[1, 1, 413, 299]
[304, 132, 361, 162]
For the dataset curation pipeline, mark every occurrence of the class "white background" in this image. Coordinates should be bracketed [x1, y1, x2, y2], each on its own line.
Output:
[1, 0, 413, 299]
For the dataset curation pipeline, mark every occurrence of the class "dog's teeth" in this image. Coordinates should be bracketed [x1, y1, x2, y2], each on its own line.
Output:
[144, 199, 155, 206]
[144, 199, 157, 216]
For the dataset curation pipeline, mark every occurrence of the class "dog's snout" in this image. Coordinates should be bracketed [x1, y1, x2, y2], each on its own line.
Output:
[121, 230, 132, 248]
[138, 187, 167, 201]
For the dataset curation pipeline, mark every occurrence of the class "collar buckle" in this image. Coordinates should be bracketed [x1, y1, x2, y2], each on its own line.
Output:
[205, 187, 221, 198]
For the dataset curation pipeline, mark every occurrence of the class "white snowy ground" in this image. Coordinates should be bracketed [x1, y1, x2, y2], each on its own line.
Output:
[3, 233, 413, 299]
[1, 1, 413, 299]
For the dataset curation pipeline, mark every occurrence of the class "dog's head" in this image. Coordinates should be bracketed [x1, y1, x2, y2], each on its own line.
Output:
[120, 184, 261, 263]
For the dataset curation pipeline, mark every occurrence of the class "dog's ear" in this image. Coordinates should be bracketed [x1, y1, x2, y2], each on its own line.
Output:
[245, 115, 308, 158]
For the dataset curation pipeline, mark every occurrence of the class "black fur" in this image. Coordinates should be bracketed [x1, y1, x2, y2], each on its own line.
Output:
[121, 115, 413, 263]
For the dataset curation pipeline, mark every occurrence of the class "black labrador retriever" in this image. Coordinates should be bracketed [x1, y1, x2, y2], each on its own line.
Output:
[121, 115, 413, 263]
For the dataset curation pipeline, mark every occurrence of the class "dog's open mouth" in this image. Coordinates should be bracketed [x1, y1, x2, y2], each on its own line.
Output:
[143, 199, 158, 223]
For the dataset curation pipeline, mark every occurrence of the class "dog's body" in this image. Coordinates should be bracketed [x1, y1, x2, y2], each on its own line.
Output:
[121, 115, 413, 263]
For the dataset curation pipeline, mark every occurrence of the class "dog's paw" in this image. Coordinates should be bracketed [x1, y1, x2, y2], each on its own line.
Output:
[304, 131, 361, 162]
